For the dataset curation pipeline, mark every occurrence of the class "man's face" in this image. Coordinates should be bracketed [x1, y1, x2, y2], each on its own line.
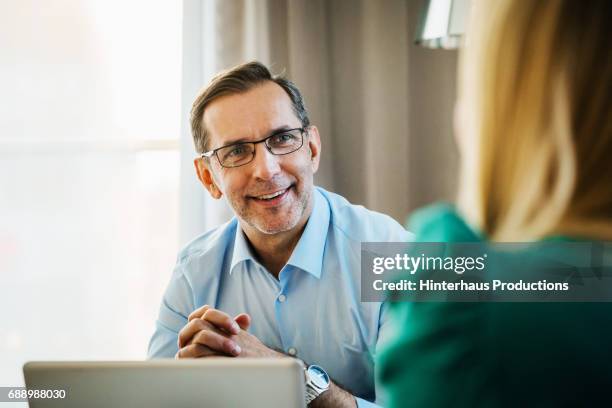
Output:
[195, 81, 321, 236]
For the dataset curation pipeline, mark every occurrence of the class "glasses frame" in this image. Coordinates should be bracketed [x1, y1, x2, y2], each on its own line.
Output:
[200, 127, 307, 168]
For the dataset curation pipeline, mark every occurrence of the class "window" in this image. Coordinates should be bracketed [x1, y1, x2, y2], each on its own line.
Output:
[0, 0, 182, 386]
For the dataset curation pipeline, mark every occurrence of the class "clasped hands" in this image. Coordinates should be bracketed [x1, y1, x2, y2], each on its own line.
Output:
[175, 305, 284, 359]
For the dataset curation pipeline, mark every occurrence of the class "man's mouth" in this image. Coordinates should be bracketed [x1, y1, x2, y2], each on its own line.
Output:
[249, 186, 292, 202]
[256, 190, 286, 200]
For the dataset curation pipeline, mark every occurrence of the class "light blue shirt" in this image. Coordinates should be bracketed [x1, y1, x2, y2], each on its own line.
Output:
[148, 187, 412, 407]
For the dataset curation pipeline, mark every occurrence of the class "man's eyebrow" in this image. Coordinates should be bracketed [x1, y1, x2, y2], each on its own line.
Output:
[218, 126, 294, 147]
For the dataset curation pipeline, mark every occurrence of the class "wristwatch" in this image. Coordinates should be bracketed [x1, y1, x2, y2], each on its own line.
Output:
[304, 364, 330, 405]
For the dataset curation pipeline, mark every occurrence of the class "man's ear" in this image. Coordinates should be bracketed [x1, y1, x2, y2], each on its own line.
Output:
[306, 126, 321, 173]
[194, 157, 223, 199]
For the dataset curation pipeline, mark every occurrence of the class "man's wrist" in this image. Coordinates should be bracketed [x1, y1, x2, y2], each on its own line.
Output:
[309, 381, 356, 408]
[303, 364, 331, 405]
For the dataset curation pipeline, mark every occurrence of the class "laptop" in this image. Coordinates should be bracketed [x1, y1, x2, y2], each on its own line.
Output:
[23, 358, 306, 408]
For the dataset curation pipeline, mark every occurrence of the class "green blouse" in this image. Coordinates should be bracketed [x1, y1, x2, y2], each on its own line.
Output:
[376, 204, 612, 407]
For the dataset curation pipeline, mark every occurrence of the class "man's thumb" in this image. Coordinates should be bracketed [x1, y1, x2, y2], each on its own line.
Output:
[233, 313, 251, 330]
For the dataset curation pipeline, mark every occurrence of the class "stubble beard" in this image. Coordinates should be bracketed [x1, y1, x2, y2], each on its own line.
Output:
[233, 183, 312, 235]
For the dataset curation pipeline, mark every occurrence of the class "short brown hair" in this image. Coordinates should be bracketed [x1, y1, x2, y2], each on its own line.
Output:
[190, 61, 310, 154]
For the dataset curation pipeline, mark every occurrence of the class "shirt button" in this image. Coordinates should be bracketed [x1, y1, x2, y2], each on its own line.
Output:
[278, 294, 287, 303]
[287, 347, 297, 356]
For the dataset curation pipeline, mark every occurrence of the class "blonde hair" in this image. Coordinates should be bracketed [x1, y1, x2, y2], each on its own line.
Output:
[457, 0, 612, 241]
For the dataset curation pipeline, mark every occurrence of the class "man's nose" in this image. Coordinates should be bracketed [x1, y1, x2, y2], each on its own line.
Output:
[250, 143, 281, 180]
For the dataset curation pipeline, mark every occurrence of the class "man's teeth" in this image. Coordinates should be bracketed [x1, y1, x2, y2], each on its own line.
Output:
[257, 189, 286, 200]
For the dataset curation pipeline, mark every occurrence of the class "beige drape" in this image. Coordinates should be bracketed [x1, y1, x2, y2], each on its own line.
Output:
[180, 0, 459, 243]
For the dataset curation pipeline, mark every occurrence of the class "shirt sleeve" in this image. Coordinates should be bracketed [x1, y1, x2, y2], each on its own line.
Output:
[356, 396, 382, 408]
[147, 263, 195, 358]
[368, 300, 393, 407]
[347, 302, 392, 408]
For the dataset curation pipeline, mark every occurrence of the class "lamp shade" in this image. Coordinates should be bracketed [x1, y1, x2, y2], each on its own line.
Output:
[415, 0, 471, 49]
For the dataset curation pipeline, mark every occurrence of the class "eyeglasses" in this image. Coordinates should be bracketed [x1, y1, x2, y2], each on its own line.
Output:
[201, 127, 306, 168]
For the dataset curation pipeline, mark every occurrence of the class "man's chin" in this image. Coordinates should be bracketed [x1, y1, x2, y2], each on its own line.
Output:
[245, 206, 302, 234]
[252, 221, 297, 235]
[239, 196, 309, 235]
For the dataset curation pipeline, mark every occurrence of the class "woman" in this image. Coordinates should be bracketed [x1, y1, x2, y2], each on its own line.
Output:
[377, 0, 612, 406]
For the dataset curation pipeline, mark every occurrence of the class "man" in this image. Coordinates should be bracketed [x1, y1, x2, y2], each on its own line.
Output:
[148, 61, 411, 407]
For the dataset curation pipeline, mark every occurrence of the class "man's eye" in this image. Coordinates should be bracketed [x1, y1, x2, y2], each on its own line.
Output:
[226, 145, 247, 158]
[269, 133, 296, 145]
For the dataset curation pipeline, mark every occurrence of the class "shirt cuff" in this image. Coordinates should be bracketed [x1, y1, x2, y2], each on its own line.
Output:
[356, 396, 381, 408]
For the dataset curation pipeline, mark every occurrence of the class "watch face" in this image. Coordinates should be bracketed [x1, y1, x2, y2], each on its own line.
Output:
[308, 365, 330, 388]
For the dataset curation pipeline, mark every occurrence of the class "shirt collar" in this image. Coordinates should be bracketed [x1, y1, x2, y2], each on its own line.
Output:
[230, 224, 258, 274]
[284, 188, 329, 279]
[229, 188, 330, 279]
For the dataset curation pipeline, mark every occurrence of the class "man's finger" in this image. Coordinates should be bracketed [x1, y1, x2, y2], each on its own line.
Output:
[188, 304, 211, 322]
[175, 343, 221, 359]
[178, 318, 214, 349]
[202, 308, 240, 335]
[234, 313, 251, 331]
[192, 329, 241, 356]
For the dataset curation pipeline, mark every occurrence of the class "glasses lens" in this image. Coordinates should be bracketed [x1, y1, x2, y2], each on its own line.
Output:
[267, 129, 303, 155]
[217, 143, 255, 167]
